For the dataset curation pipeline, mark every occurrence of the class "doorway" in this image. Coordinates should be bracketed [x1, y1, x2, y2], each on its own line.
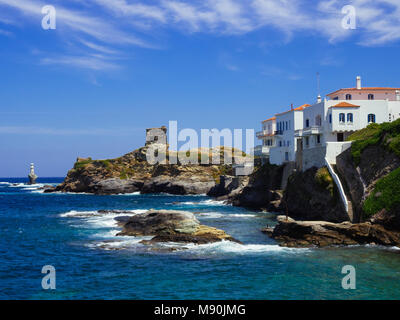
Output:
[337, 133, 344, 142]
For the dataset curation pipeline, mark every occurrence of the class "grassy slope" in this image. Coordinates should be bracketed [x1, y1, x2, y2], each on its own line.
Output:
[347, 119, 400, 217]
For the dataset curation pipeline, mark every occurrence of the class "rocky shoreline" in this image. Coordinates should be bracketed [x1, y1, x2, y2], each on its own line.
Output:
[47, 122, 400, 249]
[263, 216, 400, 248]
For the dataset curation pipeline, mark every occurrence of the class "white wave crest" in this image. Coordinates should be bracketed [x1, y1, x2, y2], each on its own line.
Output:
[182, 240, 309, 254]
[59, 209, 148, 230]
[197, 212, 257, 219]
[176, 199, 228, 206]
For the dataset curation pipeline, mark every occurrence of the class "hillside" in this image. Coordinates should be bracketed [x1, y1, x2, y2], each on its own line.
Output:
[49, 144, 248, 195]
[336, 119, 400, 226]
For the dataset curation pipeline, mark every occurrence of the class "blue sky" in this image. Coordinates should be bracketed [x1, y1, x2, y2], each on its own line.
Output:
[0, 0, 400, 177]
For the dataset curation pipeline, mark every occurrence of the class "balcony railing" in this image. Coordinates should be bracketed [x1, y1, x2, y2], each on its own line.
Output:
[274, 130, 284, 136]
[295, 126, 322, 136]
[256, 130, 274, 138]
[253, 145, 273, 156]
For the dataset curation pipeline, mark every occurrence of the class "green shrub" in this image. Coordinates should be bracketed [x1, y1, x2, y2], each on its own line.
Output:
[315, 167, 334, 196]
[347, 119, 400, 165]
[74, 159, 92, 170]
[363, 167, 400, 217]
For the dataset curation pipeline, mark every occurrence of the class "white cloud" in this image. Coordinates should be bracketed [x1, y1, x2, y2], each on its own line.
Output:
[0, 28, 12, 36]
[1, 0, 400, 73]
[41, 54, 120, 71]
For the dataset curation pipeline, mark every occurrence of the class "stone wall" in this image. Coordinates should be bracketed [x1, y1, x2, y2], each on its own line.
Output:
[302, 145, 326, 171]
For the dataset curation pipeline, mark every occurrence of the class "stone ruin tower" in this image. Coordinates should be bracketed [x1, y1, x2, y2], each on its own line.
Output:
[134, 126, 168, 162]
[28, 163, 38, 185]
[145, 126, 167, 146]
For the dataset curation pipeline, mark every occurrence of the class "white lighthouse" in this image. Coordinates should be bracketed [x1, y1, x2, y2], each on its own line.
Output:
[28, 163, 38, 185]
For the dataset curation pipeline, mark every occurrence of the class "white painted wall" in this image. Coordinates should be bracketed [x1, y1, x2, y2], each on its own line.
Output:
[270, 109, 303, 164]
[328, 90, 398, 101]
[389, 101, 400, 122]
[329, 100, 389, 132]
[326, 142, 352, 164]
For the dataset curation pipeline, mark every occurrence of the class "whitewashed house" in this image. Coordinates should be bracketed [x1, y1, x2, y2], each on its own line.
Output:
[256, 76, 400, 169]
[255, 116, 276, 163]
[296, 76, 400, 170]
[269, 104, 310, 165]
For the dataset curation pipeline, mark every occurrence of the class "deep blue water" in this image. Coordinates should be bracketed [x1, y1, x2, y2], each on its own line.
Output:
[1, 177, 400, 300]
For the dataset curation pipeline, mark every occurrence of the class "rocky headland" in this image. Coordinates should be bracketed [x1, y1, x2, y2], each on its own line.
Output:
[46, 128, 240, 195]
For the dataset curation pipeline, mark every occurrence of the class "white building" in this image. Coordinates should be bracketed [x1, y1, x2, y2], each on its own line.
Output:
[269, 104, 310, 165]
[256, 76, 400, 169]
[296, 76, 400, 170]
[255, 116, 276, 163]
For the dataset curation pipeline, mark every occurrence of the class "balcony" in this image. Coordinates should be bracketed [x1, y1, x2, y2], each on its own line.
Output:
[274, 130, 284, 136]
[253, 145, 272, 157]
[256, 130, 274, 138]
[295, 126, 322, 137]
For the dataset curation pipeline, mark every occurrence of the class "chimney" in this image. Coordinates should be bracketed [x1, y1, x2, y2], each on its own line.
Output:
[396, 90, 400, 101]
[356, 76, 362, 90]
[317, 95, 322, 103]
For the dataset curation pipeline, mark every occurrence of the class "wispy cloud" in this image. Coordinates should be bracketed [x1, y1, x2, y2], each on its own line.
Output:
[41, 54, 120, 71]
[0, 28, 12, 36]
[1, 0, 400, 73]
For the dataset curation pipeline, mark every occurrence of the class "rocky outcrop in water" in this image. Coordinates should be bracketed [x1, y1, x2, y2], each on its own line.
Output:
[264, 215, 400, 248]
[116, 209, 240, 244]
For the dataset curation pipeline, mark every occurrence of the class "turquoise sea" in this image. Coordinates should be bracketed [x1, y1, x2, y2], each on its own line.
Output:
[1, 177, 400, 300]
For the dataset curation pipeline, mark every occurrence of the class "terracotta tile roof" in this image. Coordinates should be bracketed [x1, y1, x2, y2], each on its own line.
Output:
[262, 116, 276, 123]
[330, 102, 360, 108]
[327, 87, 400, 96]
[275, 104, 310, 116]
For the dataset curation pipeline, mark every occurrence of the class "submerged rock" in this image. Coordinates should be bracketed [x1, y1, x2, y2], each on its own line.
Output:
[265, 215, 400, 248]
[117, 209, 240, 244]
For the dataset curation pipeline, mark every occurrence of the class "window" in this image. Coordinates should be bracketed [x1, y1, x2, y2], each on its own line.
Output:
[389, 114, 392, 122]
[339, 113, 345, 123]
[346, 94, 352, 100]
[347, 113, 353, 123]
[306, 119, 310, 127]
[329, 114, 332, 123]
[317, 135, 321, 144]
[285, 152, 289, 161]
[333, 97, 339, 100]
[368, 114, 376, 123]
[315, 115, 322, 126]
[305, 137, 309, 146]
[279, 141, 282, 147]
[368, 94, 374, 100]
[286, 121, 288, 130]
[287, 141, 290, 147]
